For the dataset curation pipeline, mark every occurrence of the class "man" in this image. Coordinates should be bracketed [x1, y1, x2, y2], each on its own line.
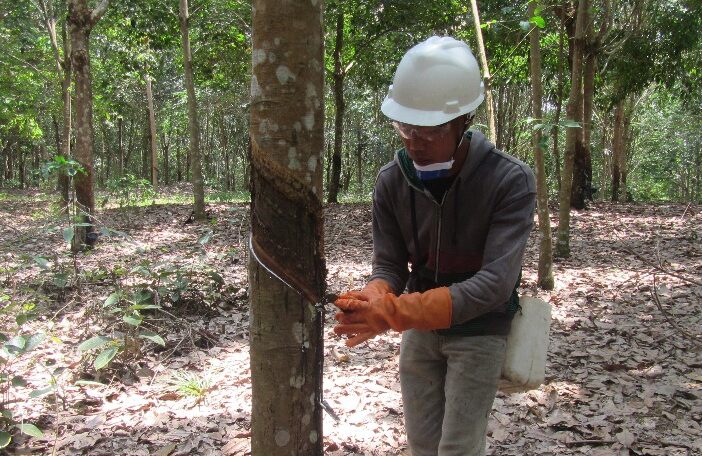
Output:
[334, 36, 536, 455]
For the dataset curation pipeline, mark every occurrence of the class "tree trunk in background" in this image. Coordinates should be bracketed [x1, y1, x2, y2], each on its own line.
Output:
[574, 47, 596, 206]
[68, 0, 109, 252]
[249, 0, 325, 454]
[470, 0, 496, 143]
[179, 0, 206, 220]
[37, 0, 73, 204]
[125, 117, 135, 170]
[621, 98, 633, 201]
[552, 21, 565, 192]
[556, 0, 588, 258]
[328, 10, 345, 203]
[162, 131, 170, 185]
[145, 72, 158, 189]
[528, 2, 554, 290]
[611, 99, 624, 202]
[101, 125, 110, 183]
[571, 8, 597, 210]
[356, 128, 363, 186]
[117, 116, 124, 177]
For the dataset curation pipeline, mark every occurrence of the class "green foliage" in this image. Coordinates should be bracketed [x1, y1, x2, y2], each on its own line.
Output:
[106, 174, 156, 208]
[40, 156, 85, 180]
[78, 239, 224, 371]
[167, 371, 212, 400]
[0, 293, 47, 448]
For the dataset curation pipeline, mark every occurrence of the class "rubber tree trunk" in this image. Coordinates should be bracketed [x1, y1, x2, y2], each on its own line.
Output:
[556, 0, 588, 258]
[611, 99, 624, 202]
[249, 0, 326, 455]
[179, 0, 206, 220]
[469, 0, 497, 142]
[528, 2, 554, 290]
[68, 0, 109, 252]
[145, 72, 158, 189]
[327, 10, 344, 203]
[551, 22, 565, 193]
[38, 0, 73, 204]
[571, 31, 595, 210]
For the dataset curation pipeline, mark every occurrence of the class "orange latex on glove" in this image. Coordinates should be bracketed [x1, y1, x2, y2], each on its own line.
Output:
[334, 287, 453, 347]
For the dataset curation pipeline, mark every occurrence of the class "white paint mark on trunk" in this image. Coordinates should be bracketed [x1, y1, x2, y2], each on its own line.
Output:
[250, 76, 262, 98]
[309, 430, 318, 443]
[252, 49, 266, 67]
[274, 429, 290, 447]
[276, 65, 294, 84]
[307, 156, 317, 172]
[289, 375, 305, 388]
[292, 321, 304, 343]
[288, 147, 301, 170]
[302, 112, 314, 130]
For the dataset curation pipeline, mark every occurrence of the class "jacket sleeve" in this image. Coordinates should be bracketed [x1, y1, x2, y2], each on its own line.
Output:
[368, 171, 410, 295]
[449, 166, 536, 324]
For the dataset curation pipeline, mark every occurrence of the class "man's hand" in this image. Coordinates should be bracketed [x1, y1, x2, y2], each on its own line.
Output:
[337, 279, 393, 302]
[334, 288, 453, 347]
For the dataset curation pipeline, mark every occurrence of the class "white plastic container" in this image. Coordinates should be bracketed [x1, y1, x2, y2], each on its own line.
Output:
[499, 297, 552, 393]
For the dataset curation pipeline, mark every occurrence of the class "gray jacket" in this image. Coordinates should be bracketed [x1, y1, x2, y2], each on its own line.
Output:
[368, 130, 536, 334]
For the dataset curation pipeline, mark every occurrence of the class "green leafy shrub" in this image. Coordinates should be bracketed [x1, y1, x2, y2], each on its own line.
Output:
[106, 174, 156, 208]
[0, 294, 47, 449]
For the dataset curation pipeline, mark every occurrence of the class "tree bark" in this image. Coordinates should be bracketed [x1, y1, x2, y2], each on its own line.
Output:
[117, 116, 124, 177]
[470, 0, 497, 142]
[249, 0, 325, 454]
[556, 0, 588, 258]
[37, 0, 73, 203]
[179, 0, 206, 220]
[68, 0, 109, 251]
[145, 72, 158, 189]
[611, 99, 624, 202]
[528, 2, 554, 290]
[327, 10, 345, 203]
[552, 21, 566, 192]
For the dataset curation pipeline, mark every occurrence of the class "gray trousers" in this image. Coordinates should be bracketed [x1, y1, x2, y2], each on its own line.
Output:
[399, 330, 507, 456]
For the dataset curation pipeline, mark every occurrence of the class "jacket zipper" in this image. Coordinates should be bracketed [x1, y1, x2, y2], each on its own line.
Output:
[433, 189, 452, 284]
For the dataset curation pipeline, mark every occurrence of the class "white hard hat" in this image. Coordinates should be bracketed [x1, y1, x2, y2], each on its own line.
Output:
[381, 36, 484, 126]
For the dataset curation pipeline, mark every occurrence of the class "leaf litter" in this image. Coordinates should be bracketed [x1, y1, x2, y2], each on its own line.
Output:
[0, 197, 700, 455]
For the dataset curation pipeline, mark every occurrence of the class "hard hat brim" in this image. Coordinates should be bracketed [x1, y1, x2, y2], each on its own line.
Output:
[381, 94, 484, 127]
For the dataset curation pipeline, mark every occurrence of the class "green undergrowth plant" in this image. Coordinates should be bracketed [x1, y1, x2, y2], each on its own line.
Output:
[78, 230, 225, 373]
[0, 294, 49, 449]
[105, 174, 156, 209]
[167, 370, 212, 401]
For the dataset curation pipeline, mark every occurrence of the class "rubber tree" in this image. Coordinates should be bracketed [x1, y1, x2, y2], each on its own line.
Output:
[179, 0, 206, 220]
[249, 0, 326, 454]
[36, 0, 72, 204]
[67, 0, 109, 251]
[556, 0, 588, 258]
[469, 0, 497, 143]
[528, 1, 554, 290]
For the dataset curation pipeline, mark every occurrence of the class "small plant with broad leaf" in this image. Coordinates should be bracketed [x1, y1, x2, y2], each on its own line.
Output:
[0, 294, 47, 449]
[77, 230, 224, 372]
[77, 288, 165, 372]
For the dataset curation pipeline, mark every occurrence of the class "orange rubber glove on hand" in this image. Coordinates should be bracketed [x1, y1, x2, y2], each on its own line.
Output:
[334, 287, 453, 347]
[337, 279, 394, 302]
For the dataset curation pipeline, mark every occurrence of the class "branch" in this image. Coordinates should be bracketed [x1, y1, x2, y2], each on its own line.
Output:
[651, 275, 701, 348]
[617, 245, 702, 287]
[90, 0, 110, 26]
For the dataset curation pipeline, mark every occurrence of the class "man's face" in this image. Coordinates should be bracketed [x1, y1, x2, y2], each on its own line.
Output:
[394, 116, 465, 165]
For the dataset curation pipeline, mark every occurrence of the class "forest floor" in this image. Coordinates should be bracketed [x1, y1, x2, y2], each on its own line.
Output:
[0, 190, 701, 456]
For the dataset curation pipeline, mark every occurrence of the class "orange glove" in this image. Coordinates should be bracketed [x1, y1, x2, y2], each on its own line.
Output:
[334, 287, 453, 347]
[338, 279, 393, 302]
